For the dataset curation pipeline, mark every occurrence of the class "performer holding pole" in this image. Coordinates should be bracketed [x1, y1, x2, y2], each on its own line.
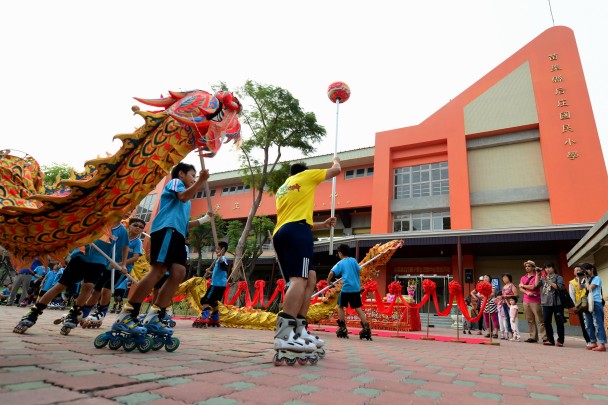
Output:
[327, 82, 351, 254]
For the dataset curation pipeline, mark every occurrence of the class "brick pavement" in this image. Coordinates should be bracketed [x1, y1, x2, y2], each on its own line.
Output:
[1, 305, 607, 405]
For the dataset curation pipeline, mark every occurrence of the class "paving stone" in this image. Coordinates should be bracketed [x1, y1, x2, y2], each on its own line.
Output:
[114, 392, 164, 405]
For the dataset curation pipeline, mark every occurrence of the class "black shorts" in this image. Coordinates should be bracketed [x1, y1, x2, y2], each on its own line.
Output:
[338, 291, 363, 309]
[154, 274, 169, 290]
[150, 228, 187, 267]
[201, 286, 226, 308]
[93, 269, 122, 291]
[272, 221, 314, 279]
[58, 255, 107, 287]
[113, 288, 126, 299]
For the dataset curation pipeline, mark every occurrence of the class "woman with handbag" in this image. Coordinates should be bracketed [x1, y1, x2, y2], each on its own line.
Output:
[538, 263, 565, 346]
[569, 265, 591, 347]
[581, 263, 606, 352]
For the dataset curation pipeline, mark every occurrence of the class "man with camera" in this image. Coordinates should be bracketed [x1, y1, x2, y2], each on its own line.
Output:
[518, 260, 547, 343]
[569, 265, 591, 346]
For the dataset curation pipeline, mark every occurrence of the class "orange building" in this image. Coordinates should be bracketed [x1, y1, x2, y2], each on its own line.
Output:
[137, 27, 607, 310]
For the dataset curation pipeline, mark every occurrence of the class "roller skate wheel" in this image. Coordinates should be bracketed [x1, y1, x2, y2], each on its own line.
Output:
[152, 339, 164, 351]
[308, 355, 319, 365]
[53, 318, 63, 325]
[272, 353, 284, 366]
[317, 348, 326, 358]
[13, 324, 28, 334]
[165, 337, 180, 352]
[168, 321, 176, 328]
[123, 341, 137, 352]
[285, 357, 297, 366]
[108, 339, 123, 350]
[138, 336, 154, 353]
[93, 334, 109, 349]
[297, 357, 307, 365]
[60, 326, 71, 336]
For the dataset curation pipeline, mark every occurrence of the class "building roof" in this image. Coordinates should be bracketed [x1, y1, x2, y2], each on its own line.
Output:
[567, 210, 608, 266]
[208, 146, 374, 185]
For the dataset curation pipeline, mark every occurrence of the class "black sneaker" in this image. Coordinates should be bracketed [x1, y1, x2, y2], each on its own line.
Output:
[525, 338, 538, 343]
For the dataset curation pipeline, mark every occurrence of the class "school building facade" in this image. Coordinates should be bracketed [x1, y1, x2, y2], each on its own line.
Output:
[137, 26, 608, 311]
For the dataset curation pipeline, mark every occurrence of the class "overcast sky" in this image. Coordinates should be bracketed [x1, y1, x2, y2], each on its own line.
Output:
[1, 1, 606, 176]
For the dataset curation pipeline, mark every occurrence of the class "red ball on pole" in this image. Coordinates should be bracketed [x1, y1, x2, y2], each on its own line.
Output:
[327, 82, 350, 103]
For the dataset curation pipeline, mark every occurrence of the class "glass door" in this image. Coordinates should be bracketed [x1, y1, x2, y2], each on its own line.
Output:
[395, 274, 452, 314]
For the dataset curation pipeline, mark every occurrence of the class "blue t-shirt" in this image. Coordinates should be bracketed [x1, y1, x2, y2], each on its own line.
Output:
[71, 224, 129, 266]
[1, 288, 9, 295]
[33, 265, 48, 281]
[332, 257, 362, 293]
[42, 271, 58, 291]
[126, 237, 143, 271]
[151, 179, 191, 237]
[211, 256, 229, 287]
[590, 276, 603, 303]
[52, 268, 64, 287]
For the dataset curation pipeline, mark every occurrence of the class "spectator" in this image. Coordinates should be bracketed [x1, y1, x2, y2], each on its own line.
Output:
[518, 260, 546, 343]
[581, 263, 606, 352]
[508, 296, 521, 341]
[472, 274, 498, 338]
[1, 283, 13, 303]
[501, 273, 518, 337]
[538, 262, 565, 346]
[569, 265, 591, 347]
[7, 258, 41, 305]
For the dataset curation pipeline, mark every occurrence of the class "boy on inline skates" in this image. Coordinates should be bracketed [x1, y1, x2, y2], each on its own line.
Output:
[13, 217, 128, 334]
[196, 241, 229, 327]
[82, 217, 144, 327]
[112, 163, 210, 349]
[327, 244, 372, 340]
[271, 159, 341, 364]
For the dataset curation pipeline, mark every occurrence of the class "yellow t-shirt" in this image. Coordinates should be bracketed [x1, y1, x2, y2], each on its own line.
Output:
[273, 169, 327, 234]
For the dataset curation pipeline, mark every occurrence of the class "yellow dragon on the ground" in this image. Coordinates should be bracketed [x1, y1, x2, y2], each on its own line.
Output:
[176, 240, 404, 330]
[0, 90, 241, 264]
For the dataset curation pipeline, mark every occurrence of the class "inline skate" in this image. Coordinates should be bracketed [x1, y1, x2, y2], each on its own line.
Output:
[273, 314, 317, 366]
[13, 305, 45, 334]
[192, 308, 210, 328]
[82, 305, 108, 329]
[163, 307, 176, 328]
[336, 319, 349, 338]
[94, 310, 152, 352]
[296, 317, 326, 358]
[142, 309, 180, 352]
[60, 306, 83, 335]
[208, 310, 220, 327]
[359, 321, 372, 341]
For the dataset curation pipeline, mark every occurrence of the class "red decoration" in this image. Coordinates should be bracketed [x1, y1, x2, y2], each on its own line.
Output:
[422, 279, 437, 295]
[316, 280, 328, 291]
[327, 81, 351, 103]
[388, 281, 402, 295]
[476, 281, 492, 297]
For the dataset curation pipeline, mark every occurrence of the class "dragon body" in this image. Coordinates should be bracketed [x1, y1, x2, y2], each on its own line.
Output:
[0, 90, 241, 264]
[176, 240, 404, 330]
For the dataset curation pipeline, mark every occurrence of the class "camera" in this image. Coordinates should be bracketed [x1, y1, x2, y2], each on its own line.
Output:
[535, 267, 543, 272]
[577, 270, 586, 277]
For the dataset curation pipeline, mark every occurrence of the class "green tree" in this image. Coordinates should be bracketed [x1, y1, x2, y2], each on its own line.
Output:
[187, 214, 225, 276]
[225, 215, 275, 281]
[227, 80, 326, 282]
[42, 162, 73, 186]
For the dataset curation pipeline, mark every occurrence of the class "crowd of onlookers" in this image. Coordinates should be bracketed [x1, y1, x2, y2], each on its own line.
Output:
[462, 261, 606, 351]
[1, 260, 80, 309]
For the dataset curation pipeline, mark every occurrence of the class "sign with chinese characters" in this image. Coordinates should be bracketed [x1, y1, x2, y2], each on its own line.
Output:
[548, 53, 580, 160]
[392, 266, 451, 275]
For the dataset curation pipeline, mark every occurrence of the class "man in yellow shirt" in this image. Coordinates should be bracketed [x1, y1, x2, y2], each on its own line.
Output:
[272, 157, 341, 360]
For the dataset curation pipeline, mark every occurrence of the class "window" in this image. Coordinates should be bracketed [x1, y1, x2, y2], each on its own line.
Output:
[135, 194, 157, 223]
[394, 162, 448, 199]
[221, 184, 251, 195]
[345, 166, 374, 179]
[393, 211, 451, 232]
[194, 189, 216, 199]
